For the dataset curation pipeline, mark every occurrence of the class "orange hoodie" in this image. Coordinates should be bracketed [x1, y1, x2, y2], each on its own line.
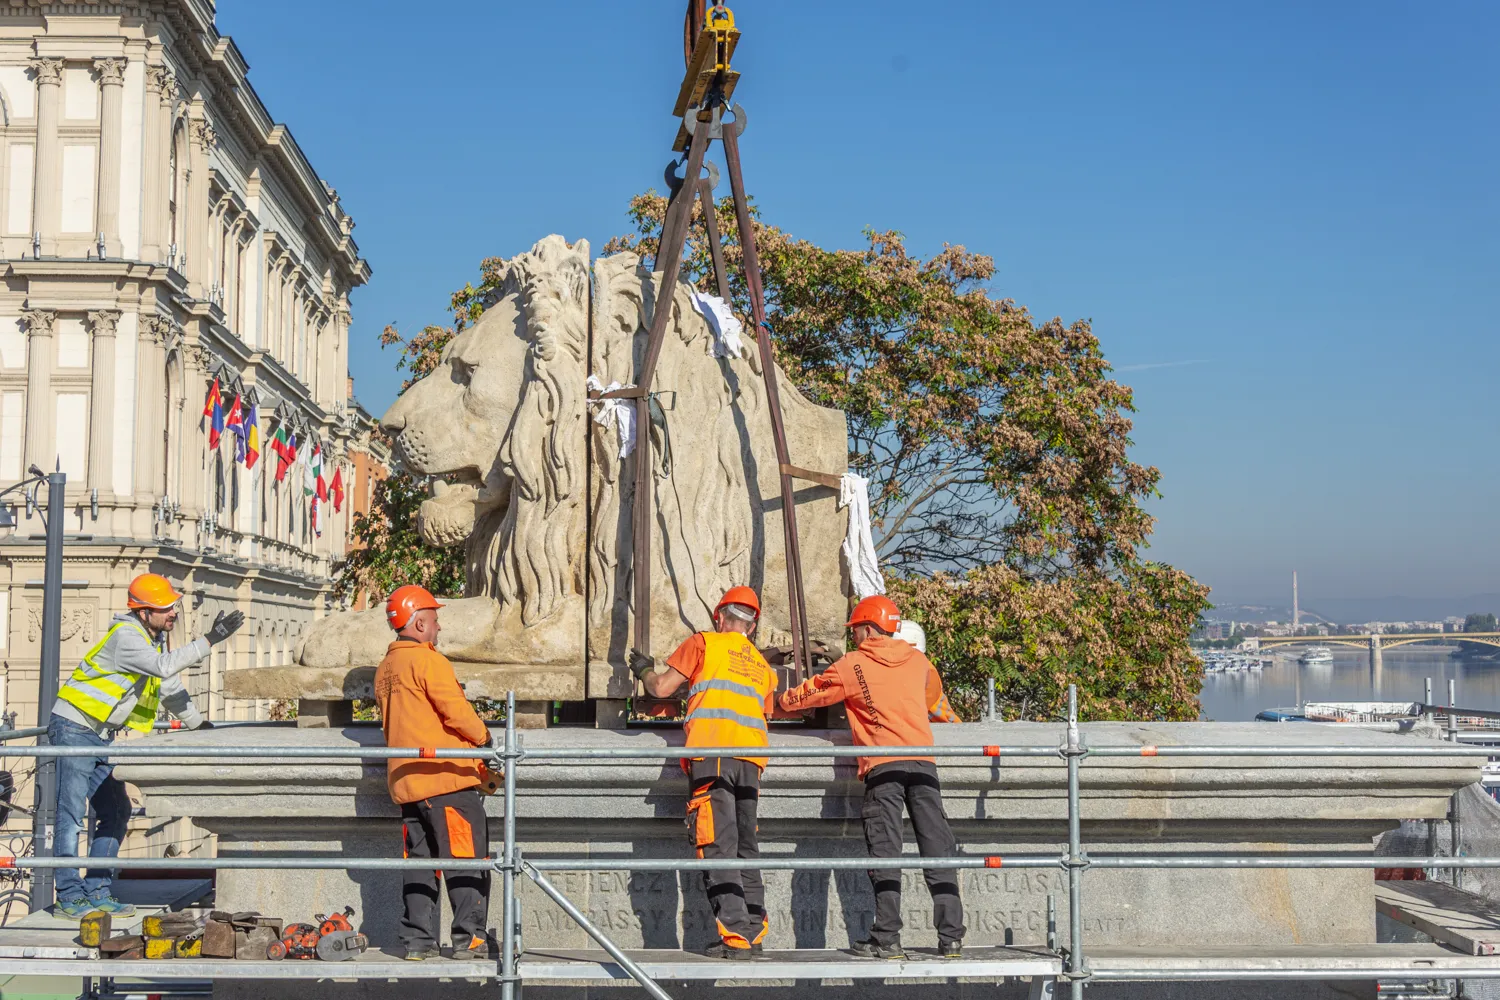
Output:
[779, 634, 960, 777]
[374, 639, 491, 805]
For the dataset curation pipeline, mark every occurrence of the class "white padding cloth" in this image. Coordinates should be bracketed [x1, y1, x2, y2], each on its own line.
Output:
[689, 290, 746, 359]
[839, 473, 885, 599]
[587, 375, 637, 459]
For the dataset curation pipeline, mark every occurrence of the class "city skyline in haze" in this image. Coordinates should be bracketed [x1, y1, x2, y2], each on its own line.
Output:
[215, 0, 1498, 605]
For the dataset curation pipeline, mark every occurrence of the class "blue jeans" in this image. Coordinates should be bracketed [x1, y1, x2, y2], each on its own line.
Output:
[48, 715, 131, 904]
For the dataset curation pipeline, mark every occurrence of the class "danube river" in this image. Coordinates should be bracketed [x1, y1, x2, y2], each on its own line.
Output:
[1198, 646, 1500, 721]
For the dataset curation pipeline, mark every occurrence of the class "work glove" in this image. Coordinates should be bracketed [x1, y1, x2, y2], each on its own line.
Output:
[205, 610, 245, 646]
[630, 653, 660, 682]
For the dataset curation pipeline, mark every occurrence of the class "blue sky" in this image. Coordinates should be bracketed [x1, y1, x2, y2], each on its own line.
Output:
[217, 0, 1498, 609]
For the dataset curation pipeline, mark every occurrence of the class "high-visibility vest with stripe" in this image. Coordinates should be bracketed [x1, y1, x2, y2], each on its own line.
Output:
[684, 631, 774, 768]
[56, 621, 162, 734]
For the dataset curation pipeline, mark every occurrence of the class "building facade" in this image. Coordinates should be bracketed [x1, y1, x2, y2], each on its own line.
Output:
[0, 0, 374, 742]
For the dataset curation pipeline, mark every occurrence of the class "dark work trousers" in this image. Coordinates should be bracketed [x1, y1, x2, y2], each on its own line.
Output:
[687, 758, 767, 948]
[862, 760, 965, 946]
[400, 787, 491, 952]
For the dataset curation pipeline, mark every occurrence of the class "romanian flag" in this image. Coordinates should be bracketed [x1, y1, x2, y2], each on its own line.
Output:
[244, 404, 260, 470]
[225, 395, 245, 462]
[330, 466, 345, 513]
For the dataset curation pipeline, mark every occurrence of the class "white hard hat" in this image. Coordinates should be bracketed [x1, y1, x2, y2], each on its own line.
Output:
[896, 618, 926, 654]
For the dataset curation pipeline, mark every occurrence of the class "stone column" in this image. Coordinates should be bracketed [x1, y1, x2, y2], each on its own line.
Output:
[30, 58, 63, 256]
[135, 317, 171, 499]
[1369, 635, 1384, 698]
[140, 67, 167, 262]
[21, 309, 55, 474]
[94, 58, 127, 258]
[86, 310, 120, 493]
[185, 117, 214, 298]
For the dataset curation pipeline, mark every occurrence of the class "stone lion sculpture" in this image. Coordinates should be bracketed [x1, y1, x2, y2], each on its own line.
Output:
[291, 236, 849, 702]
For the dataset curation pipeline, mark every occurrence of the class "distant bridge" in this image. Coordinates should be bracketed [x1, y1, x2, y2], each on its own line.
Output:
[1251, 633, 1500, 652]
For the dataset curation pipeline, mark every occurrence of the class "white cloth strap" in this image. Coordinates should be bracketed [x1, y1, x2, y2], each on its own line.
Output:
[586, 374, 638, 459]
[689, 290, 746, 360]
[839, 473, 885, 599]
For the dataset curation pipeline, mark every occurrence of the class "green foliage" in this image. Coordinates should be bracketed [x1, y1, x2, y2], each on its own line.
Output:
[888, 562, 1209, 722]
[334, 473, 466, 606]
[1465, 613, 1498, 634]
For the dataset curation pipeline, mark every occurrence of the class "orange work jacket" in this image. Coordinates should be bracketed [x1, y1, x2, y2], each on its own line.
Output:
[374, 639, 490, 805]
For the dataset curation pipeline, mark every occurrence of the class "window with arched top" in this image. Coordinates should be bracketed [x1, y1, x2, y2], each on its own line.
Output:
[168, 122, 186, 254]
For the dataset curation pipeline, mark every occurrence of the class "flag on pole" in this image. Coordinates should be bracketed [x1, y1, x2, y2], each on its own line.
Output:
[225, 395, 246, 463]
[302, 439, 316, 497]
[311, 495, 323, 537]
[271, 422, 294, 483]
[315, 444, 328, 503]
[205, 380, 225, 448]
[244, 404, 261, 470]
[330, 466, 345, 513]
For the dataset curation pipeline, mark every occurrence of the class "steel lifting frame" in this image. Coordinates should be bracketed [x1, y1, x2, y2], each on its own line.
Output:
[596, 4, 816, 683]
[4, 689, 1500, 997]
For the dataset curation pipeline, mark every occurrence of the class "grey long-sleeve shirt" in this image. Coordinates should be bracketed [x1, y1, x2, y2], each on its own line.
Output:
[51, 611, 210, 734]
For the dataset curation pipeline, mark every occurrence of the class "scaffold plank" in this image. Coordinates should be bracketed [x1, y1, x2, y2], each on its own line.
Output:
[0, 946, 1060, 982]
[1376, 878, 1500, 955]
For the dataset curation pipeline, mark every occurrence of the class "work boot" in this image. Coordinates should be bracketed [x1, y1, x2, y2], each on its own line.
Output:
[940, 939, 963, 959]
[452, 936, 490, 960]
[402, 945, 441, 961]
[84, 896, 135, 917]
[54, 898, 93, 919]
[849, 938, 906, 960]
[704, 941, 753, 961]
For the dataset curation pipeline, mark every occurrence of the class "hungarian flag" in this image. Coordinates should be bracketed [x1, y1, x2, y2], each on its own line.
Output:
[205, 380, 225, 448]
[330, 466, 345, 513]
[225, 395, 245, 463]
[244, 404, 260, 470]
[304, 439, 326, 501]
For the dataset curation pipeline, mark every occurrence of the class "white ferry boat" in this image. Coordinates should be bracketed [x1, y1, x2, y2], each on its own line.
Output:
[1298, 645, 1334, 665]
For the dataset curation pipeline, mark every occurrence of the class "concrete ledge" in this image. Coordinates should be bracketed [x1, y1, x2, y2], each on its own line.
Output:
[224, 663, 586, 702]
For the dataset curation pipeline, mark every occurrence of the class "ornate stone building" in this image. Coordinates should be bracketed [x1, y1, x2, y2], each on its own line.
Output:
[0, 0, 374, 740]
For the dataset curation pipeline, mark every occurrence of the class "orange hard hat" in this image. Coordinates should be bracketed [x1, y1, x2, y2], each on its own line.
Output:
[127, 573, 183, 611]
[386, 585, 442, 631]
[847, 595, 901, 634]
[714, 585, 761, 620]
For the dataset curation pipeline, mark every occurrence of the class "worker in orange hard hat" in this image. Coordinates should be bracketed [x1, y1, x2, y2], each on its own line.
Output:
[374, 584, 496, 961]
[49, 573, 244, 918]
[779, 594, 964, 961]
[637, 586, 782, 960]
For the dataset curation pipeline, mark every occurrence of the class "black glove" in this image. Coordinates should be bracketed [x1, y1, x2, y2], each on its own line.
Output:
[206, 610, 245, 645]
[629, 653, 659, 681]
[194, 720, 216, 731]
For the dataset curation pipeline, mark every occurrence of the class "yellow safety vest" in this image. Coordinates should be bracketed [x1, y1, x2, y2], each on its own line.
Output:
[683, 631, 774, 768]
[56, 621, 162, 734]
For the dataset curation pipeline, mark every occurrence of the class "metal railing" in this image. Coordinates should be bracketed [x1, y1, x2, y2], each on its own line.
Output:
[0, 686, 1496, 998]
